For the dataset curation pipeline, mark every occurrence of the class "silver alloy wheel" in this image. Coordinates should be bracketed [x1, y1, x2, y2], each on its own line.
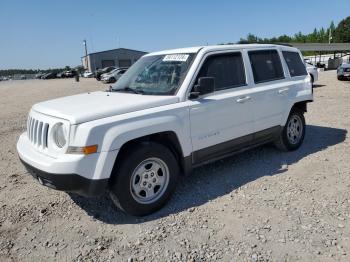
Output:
[287, 114, 303, 144]
[130, 157, 170, 204]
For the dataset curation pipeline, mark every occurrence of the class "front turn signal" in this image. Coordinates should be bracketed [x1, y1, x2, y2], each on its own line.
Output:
[67, 145, 98, 155]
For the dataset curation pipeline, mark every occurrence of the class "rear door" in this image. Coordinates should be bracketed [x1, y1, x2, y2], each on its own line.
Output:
[247, 49, 289, 134]
[188, 51, 255, 164]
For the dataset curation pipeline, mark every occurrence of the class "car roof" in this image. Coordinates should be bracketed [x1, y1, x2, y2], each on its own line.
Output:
[145, 44, 298, 56]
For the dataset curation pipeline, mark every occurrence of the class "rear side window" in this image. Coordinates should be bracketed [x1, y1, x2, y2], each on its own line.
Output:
[282, 51, 307, 77]
[197, 52, 246, 91]
[249, 50, 284, 83]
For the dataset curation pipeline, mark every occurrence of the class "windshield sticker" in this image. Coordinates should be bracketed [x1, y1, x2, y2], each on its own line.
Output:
[163, 54, 189, 62]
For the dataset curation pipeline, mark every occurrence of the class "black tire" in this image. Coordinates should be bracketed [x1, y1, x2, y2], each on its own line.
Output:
[109, 142, 179, 216]
[274, 109, 305, 151]
[337, 76, 343, 81]
[109, 77, 116, 83]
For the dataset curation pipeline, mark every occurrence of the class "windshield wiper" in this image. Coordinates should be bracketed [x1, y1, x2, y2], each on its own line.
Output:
[113, 86, 144, 94]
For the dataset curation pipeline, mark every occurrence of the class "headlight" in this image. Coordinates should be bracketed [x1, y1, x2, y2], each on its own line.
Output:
[53, 122, 68, 148]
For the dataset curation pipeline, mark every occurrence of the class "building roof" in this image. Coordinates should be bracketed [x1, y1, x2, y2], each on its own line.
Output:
[144, 43, 350, 57]
[82, 47, 148, 58]
[290, 43, 350, 52]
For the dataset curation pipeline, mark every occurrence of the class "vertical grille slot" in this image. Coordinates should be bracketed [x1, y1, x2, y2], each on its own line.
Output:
[30, 118, 35, 142]
[37, 122, 43, 146]
[27, 116, 50, 149]
[27, 117, 31, 140]
[43, 123, 49, 148]
[33, 120, 39, 144]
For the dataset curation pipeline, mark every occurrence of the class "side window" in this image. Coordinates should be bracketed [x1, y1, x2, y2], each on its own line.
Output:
[197, 52, 246, 91]
[248, 50, 284, 83]
[282, 51, 307, 77]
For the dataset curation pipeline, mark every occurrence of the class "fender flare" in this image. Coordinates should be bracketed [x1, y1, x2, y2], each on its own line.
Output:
[99, 115, 192, 157]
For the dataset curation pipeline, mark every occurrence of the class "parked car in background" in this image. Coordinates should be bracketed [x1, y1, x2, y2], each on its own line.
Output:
[41, 72, 56, 79]
[305, 62, 318, 86]
[95, 66, 116, 81]
[20, 75, 26, 80]
[337, 63, 350, 80]
[56, 72, 65, 78]
[17, 44, 313, 216]
[83, 71, 94, 78]
[64, 70, 77, 78]
[35, 73, 45, 79]
[101, 68, 128, 83]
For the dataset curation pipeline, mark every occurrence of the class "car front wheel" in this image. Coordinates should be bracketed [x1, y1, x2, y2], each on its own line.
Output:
[109, 142, 179, 216]
[274, 109, 305, 151]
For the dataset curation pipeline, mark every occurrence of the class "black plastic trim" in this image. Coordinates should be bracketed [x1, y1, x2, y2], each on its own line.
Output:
[20, 158, 108, 197]
[192, 126, 281, 166]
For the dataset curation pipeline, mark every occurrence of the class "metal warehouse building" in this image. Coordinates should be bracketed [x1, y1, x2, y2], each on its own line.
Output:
[81, 48, 147, 72]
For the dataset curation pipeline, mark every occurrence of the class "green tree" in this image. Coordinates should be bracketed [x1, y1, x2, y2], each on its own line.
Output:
[334, 17, 350, 42]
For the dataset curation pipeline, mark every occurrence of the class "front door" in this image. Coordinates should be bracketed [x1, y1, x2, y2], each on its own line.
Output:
[188, 51, 255, 164]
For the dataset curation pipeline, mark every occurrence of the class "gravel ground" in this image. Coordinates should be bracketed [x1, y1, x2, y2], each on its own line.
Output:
[0, 72, 349, 261]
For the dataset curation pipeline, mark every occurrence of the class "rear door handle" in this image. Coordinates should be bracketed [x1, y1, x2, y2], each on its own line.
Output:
[278, 88, 289, 94]
[236, 96, 251, 103]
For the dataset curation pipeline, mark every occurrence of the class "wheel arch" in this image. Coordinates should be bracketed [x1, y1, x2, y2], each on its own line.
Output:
[282, 100, 311, 126]
[110, 131, 189, 182]
[309, 73, 314, 83]
[291, 100, 309, 113]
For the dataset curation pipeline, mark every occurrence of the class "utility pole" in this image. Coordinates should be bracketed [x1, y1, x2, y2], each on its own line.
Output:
[83, 39, 88, 57]
[83, 40, 88, 70]
[328, 29, 332, 44]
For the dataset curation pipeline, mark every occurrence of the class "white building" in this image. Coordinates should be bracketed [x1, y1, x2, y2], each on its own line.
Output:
[81, 48, 147, 72]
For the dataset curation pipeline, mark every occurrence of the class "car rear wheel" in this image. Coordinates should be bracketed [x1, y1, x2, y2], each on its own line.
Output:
[109, 142, 179, 216]
[274, 109, 305, 151]
[109, 77, 116, 83]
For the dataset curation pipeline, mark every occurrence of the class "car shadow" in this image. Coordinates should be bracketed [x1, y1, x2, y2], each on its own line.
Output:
[313, 84, 326, 88]
[69, 124, 347, 224]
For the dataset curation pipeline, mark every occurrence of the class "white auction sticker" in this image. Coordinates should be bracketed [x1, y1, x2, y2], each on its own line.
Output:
[163, 54, 189, 62]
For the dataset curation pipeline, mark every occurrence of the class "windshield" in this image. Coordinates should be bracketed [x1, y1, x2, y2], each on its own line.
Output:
[112, 53, 195, 95]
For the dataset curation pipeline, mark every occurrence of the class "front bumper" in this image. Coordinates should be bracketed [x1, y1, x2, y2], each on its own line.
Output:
[101, 78, 111, 83]
[16, 133, 116, 197]
[20, 159, 108, 197]
[340, 73, 350, 78]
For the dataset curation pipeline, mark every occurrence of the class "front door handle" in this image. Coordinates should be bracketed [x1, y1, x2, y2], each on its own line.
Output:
[278, 88, 289, 94]
[236, 96, 251, 103]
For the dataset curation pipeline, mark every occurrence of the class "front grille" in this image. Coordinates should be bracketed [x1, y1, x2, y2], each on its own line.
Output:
[27, 116, 49, 148]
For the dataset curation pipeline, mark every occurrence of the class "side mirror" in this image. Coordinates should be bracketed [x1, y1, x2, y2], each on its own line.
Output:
[190, 77, 215, 98]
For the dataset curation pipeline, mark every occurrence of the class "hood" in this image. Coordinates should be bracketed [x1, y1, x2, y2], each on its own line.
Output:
[33, 91, 179, 124]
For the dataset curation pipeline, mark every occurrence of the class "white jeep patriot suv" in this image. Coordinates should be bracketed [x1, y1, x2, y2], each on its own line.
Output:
[17, 44, 313, 216]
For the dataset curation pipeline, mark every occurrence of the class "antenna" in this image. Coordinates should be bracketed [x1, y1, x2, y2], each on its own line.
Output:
[116, 36, 121, 48]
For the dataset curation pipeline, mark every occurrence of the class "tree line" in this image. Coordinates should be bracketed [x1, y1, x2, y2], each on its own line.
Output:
[0, 66, 76, 77]
[228, 16, 350, 45]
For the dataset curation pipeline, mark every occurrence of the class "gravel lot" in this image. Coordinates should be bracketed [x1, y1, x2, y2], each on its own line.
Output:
[0, 72, 350, 261]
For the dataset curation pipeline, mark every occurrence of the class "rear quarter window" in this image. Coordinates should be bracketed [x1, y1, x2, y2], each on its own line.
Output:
[282, 51, 307, 77]
[248, 50, 284, 83]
